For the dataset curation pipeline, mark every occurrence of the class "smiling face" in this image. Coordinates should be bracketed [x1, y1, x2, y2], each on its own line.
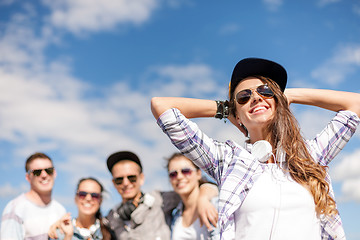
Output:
[234, 77, 276, 142]
[111, 160, 144, 202]
[168, 156, 201, 197]
[26, 158, 56, 195]
[75, 179, 102, 218]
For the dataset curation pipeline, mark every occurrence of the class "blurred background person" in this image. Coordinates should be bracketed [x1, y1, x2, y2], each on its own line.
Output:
[1, 152, 66, 240]
[166, 153, 219, 240]
[48, 177, 113, 240]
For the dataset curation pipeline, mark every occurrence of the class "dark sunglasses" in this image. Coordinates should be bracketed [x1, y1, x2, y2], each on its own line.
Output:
[113, 175, 137, 185]
[28, 167, 54, 177]
[168, 168, 196, 179]
[77, 191, 102, 201]
[235, 84, 274, 104]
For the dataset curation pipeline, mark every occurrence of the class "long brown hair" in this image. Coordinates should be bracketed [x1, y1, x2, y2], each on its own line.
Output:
[229, 76, 337, 216]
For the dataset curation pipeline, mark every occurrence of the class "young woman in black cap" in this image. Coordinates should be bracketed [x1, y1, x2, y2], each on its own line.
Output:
[150, 58, 360, 240]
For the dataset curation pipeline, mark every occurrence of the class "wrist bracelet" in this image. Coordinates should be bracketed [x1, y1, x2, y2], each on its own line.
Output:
[214, 100, 229, 120]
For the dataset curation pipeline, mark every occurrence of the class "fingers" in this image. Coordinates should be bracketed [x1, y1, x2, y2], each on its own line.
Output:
[199, 204, 218, 231]
[199, 210, 212, 230]
[48, 213, 72, 239]
[207, 205, 218, 228]
[48, 223, 59, 239]
[62, 213, 72, 222]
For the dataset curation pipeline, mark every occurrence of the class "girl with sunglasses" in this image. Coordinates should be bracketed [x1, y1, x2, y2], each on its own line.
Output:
[166, 153, 219, 240]
[151, 57, 360, 240]
[49, 177, 113, 240]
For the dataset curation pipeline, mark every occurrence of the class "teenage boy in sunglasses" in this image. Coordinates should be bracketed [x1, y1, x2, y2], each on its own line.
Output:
[1, 152, 66, 240]
[104, 151, 218, 240]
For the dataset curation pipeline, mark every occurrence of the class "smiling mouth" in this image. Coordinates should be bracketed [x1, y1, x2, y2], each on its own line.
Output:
[40, 179, 50, 184]
[123, 188, 134, 193]
[176, 182, 188, 188]
[250, 105, 268, 113]
[82, 202, 94, 208]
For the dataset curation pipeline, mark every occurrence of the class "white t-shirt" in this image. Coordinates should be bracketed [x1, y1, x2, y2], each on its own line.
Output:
[234, 163, 321, 240]
[1, 193, 66, 240]
[172, 216, 209, 240]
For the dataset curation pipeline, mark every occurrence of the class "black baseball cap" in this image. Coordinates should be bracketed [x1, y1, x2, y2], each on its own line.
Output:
[106, 151, 142, 173]
[229, 57, 287, 96]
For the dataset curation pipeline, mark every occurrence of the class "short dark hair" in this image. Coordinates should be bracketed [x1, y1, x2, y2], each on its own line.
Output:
[25, 152, 52, 172]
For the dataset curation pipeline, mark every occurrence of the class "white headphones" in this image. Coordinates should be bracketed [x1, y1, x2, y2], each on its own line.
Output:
[252, 140, 273, 163]
[250, 140, 286, 164]
[73, 218, 100, 239]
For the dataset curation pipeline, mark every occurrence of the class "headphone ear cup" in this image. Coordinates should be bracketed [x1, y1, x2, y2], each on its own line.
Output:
[118, 201, 136, 221]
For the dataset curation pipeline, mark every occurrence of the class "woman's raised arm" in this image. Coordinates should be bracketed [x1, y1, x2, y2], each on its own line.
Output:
[150, 97, 217, 119]
[285, 88, 360, 117]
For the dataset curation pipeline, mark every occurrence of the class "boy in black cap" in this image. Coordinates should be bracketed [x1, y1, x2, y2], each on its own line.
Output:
[104, 151, 218, 240]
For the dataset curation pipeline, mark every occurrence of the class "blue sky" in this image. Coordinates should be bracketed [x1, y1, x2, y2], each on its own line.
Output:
[0, 0, 360, 238]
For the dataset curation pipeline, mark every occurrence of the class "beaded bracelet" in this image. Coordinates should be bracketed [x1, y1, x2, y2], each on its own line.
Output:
[214, 100, 229, 120]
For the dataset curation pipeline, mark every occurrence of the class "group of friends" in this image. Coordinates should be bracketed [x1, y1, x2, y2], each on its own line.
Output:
[1, 57, 360, 240]
[1, 151, 219, 240]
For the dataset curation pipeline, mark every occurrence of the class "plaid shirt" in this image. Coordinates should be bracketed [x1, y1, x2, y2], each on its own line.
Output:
[157, 109, 359, 240]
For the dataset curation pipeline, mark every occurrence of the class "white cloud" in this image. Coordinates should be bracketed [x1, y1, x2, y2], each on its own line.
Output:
[263, 0, 283, 11]
[0, 1, 229, 205]
[292, 108, 333, 139]
[311, 44, 360, 86]
[0, 8, 226, 207]
[0, 182, 28, 198]
[148, 64, 224, 98]
[42, 0, 159, 35]
[332, 149, 360, 181]
[340, 178, 360, 201]
[0, 14, 46, 68]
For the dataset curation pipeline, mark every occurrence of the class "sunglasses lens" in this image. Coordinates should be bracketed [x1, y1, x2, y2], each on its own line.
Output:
[181, 168, 193, 175]
[127, 175, 137, 183]
[169, 168, 194, 179]
[77, 191, 101, 200]
[257, 85, 274, 98]
[90, 193, 101, 200]
[114, 175, 137, 185]
[235, 85, 274, 104]
[78, 191, 87, 198]
[32, 169, 42, 176]
[114, 177, 124, 185]
[45, 167, 54, 175]
[30, 167, 54, 176]
[169, 171, 178, 179]
[236, 90, 251, 104]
